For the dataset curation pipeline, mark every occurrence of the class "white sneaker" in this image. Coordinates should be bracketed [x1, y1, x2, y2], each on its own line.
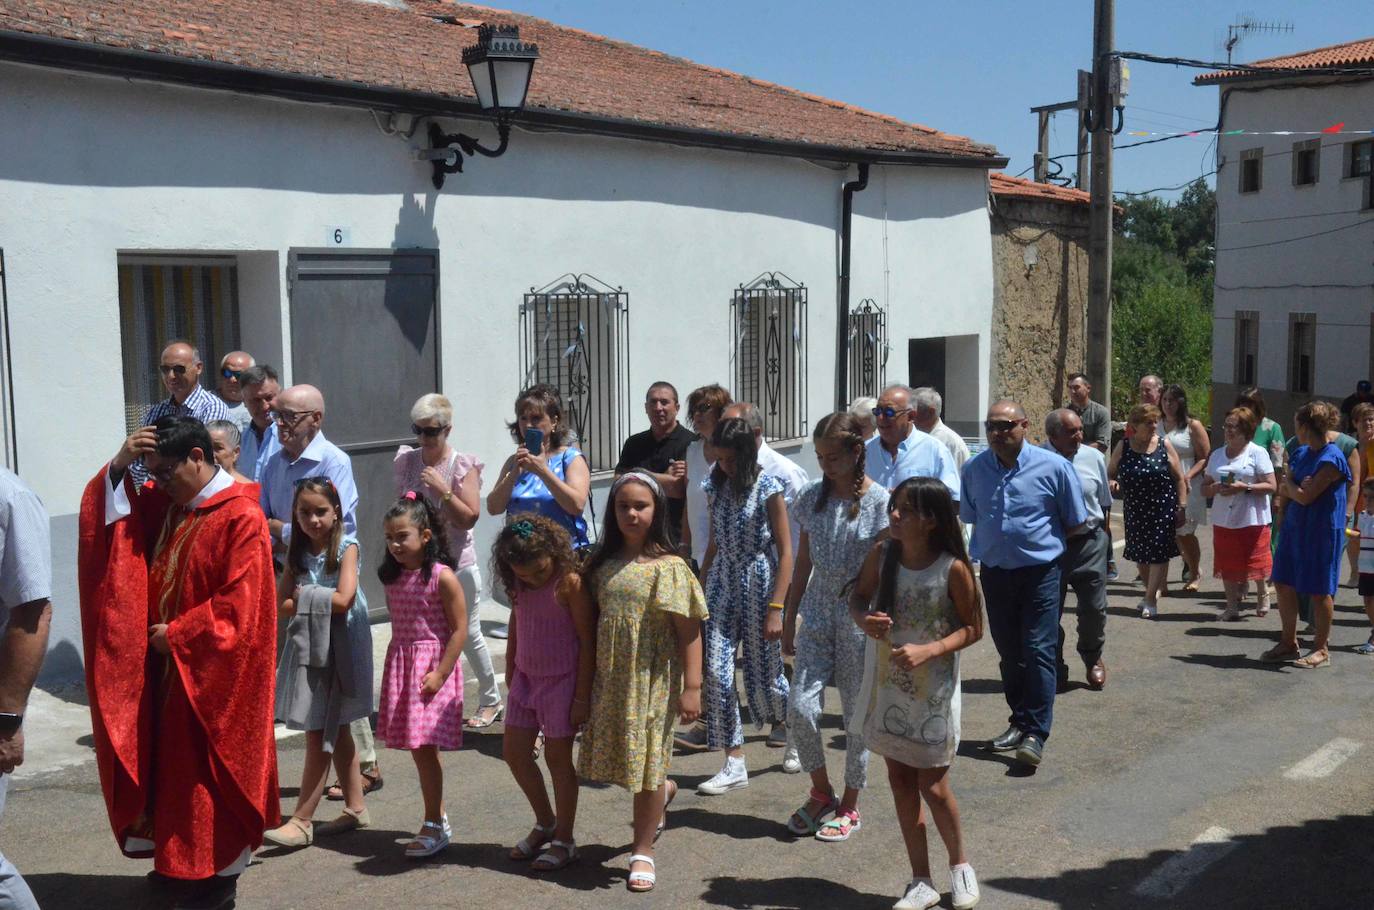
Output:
[950, 863, 980, 909]
[697, 757, 748, 795]
[894, 878, 941, 910]
[782, 744, 802, 774]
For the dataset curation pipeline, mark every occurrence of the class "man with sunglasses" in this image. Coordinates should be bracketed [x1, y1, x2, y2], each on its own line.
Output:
[864, 384, 960, 498]
[213, 350, 255, 436]
[258, 384, 359, 546]
[130, 341, 228, 488]
[78, 416, 277, 909]
[960, 401, 1087, 769]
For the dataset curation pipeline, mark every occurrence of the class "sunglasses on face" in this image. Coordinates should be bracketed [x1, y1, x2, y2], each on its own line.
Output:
[985, 419, 1020, 433]
[221, 367, 243, 381]
[159, 364, 189, 377]
[271, 409, 315, 428]
[691, 404, 715, 416]
[412, 423, 449, 438]
[872, 406, 909, 420]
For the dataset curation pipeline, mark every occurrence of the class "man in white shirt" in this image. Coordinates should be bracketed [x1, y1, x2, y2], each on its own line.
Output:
[865, 385, 960, 499]
[911, 386, 970, 471]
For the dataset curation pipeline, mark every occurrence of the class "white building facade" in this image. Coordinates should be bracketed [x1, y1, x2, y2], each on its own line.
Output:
[0, 2, 1006, 682]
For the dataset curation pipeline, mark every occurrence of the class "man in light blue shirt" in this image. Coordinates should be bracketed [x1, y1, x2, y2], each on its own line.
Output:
[236, 364, 281, 482]
[960, 400, 1086, 768]
[1045, 408, 1113, 692]
[865, 385, 959, 499]
[259, 384, 358, 545]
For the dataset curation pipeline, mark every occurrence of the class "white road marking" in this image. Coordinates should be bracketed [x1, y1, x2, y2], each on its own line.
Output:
[1283, 737, 1363, 780]
[1133, 826, 1238, 899]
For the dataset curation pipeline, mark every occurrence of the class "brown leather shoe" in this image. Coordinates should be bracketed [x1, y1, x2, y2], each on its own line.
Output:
[1087, 660, 1107, 690]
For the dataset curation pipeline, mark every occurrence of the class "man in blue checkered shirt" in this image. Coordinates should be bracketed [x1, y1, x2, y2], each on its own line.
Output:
[130, 341, 227, 487]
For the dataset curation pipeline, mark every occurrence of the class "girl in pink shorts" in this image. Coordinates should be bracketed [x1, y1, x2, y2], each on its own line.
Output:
[491, 515, 596, 872]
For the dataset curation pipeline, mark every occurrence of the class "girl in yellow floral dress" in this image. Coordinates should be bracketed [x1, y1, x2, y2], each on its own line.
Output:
[578, 471, 707, 893]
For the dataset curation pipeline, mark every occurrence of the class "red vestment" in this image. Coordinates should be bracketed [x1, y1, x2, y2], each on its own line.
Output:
[78, 468, 279, 879]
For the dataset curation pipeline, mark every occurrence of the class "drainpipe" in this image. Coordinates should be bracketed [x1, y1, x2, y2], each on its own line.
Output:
[836, 162, 870, 411]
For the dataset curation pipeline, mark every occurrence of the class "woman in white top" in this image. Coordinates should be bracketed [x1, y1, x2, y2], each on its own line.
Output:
[680, 383, 732, 566]
[1202, 406, 1277, 621]
[1162, 384, 1211, 591]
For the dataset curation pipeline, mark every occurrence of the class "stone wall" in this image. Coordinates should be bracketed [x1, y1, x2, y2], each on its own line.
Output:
[989, 195, 1092, 439]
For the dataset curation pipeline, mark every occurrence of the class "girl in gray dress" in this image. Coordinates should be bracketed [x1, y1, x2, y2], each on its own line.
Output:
[849, 477, 984, 910]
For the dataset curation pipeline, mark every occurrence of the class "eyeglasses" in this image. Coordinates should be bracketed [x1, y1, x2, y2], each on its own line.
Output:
[159, 364, 189, 377]
[872, 406, 909, 420]
[271, 409, 315, 428]
[411, 423, 449, 438]
[293, 475, 334, 489]
[984, 419, 1020, 433]
[148, 457, 187, 482]
[221, 367, 243, 381]
[1223, 422, 1242, 430]
[691, 404, 716, 416]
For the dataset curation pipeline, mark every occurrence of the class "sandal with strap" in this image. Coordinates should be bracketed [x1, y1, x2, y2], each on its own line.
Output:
[786, 787, 839, 836]
[509, 822, 556, 861]
[815, 808, 861, 842]
[655, 780, 678, 840]
[626, 854, 656, 893]
[326, 768, 382, 801]
[405, 816, 451, 859]
[531, 839, 579, 872]
[262, 816, 313, 848]
[1294, 649, 1330, 669]
[465, 704, 505, 729]
[1260, 643, 1301, 663]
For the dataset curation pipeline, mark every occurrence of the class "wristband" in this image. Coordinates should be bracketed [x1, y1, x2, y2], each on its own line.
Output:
[767, 602, 785, 611]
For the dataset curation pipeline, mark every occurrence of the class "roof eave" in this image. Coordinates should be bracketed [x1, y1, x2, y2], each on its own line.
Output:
[0, 29, 1008, 170]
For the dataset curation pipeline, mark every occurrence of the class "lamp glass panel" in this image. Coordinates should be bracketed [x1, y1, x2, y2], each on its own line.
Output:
[492, 59, 533, 110]
[467, 60, 495, 109]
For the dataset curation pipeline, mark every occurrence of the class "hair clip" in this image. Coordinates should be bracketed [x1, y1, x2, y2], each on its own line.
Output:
[404, 490, 419, 501]
[511, 519, 535, 539]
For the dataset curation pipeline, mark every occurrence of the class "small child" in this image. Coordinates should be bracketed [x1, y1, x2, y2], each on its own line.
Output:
[849, 477, 983, 910]
[375, 492, 467, 859]
[698, 417, 793, 796]
[1354, 478, 1374, 654]
[263, 477, 374, 848]
[491, 515, 596, 872]
[578, 472, 707, 893]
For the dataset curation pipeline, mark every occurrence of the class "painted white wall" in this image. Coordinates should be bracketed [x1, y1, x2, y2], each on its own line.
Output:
[0, 61, 995, 680]
[1209, 78, 1374, 393]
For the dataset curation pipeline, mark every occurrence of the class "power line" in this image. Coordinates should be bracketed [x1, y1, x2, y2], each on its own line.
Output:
[1215, 218, 1374, 252]
[1224, 207, 1371, 226]
[1128, 105, 1215, 124]
[1115, 172, 1216, 196]
[1116, 50, 1374, 78]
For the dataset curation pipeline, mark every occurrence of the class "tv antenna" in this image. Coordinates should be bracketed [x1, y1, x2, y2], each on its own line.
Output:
[1225, 17, 1294, 63]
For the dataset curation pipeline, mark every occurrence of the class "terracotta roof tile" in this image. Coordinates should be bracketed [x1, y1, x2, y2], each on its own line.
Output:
[1195, 35, 1374, 84]
[0, 0, 1001, 162]
[989, 172, 1090, 206]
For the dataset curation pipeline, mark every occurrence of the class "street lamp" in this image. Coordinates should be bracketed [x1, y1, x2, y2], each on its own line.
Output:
[425, 24, 540, 189]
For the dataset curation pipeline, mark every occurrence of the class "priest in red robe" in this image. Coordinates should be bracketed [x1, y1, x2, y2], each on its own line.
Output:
[78, 416, 278, 910]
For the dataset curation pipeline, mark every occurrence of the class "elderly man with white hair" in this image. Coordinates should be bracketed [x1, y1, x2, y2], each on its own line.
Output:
[865, 384, 959, 498]
[911, 386, 970, 471]
[215, 350, 255, 434]
[259, 384, 359, 545]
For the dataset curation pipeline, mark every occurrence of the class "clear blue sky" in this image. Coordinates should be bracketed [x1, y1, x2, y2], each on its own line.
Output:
[509, 0, 1369, 200]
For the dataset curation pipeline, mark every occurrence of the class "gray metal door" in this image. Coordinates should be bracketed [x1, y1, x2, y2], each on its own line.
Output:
[288, 249, 441, 617]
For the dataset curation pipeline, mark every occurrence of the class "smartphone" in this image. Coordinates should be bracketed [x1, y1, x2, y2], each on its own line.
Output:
[523, 427, 545, 453]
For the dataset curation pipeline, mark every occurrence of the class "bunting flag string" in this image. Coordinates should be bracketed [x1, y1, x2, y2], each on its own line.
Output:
[1124, 122, 1371, 138]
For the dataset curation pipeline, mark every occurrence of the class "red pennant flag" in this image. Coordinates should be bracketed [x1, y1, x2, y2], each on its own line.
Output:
[1323, 122, 1345, 133]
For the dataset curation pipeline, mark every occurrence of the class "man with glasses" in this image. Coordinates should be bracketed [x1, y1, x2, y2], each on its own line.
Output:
[78, 416, 277, 909]
[259, 384, 359, 545]
[864, 384, 960, 498]
[213, 350, 255, 435]
[236, 364, 282, 482]
[961, 400, 1086, 769]
[131, 341, 228, 488]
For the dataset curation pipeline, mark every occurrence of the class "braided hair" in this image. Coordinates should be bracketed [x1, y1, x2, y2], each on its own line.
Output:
[812, 411, 868, 520]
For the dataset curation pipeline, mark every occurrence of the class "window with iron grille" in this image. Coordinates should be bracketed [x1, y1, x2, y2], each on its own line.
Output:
[847, 298, 888, 401]
[1292, 139, 1320, 186]
[1239, 148, 1262, 194]
[1234, 309, 1258, 387]
[1288, 312, 1315, 395]
[118, 257, 241, 433]
[732, 272, 807, 441]
[1347, 140, 1372, 179]
[520, 274, 629, 473]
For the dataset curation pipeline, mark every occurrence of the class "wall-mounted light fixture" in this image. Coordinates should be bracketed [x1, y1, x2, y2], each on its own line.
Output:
[421, 24, 540, 189]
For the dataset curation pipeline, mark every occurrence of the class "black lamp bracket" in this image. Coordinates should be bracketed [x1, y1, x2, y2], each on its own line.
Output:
[424, 116, 513, 189]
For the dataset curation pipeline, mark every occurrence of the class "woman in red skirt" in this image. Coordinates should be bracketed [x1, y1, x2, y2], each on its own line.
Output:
[1202, 407, 1278, 621]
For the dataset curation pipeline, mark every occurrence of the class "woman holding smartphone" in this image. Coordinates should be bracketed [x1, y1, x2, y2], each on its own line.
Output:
[487, 383, 592, 552]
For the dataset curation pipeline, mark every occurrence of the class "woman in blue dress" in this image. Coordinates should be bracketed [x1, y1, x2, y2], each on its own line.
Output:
[1265, 401, 1351, 668]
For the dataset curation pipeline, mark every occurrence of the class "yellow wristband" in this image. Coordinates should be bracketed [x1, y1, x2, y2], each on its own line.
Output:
[767, 602, 786, 611]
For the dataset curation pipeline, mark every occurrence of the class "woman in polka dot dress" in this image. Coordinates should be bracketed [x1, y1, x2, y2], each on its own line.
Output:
[1110, 404, 1187, 619]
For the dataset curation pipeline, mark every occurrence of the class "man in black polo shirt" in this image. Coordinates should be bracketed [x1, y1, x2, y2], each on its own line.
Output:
[615, 381, 696, 541]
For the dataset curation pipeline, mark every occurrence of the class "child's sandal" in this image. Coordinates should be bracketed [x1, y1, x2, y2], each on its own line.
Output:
[531, 839, 579, 872]
[405, 817, 451, 859]
[626, 854, 656, 893]
[509, 822, 556, 861]
[786, 787, 838, 836]
[815, 808, 861, 842]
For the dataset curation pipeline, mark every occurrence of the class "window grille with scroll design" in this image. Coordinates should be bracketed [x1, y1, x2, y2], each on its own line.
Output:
[732, 272, 807, 441]
[847, 297, 888, 401]
[520, 274, 629, 473]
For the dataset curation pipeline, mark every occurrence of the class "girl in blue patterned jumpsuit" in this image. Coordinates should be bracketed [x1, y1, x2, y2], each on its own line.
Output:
[697, 418, 793, 795]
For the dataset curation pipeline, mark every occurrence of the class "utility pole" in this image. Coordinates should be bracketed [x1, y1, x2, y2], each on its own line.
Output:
[1076, 69, 1091, 190]
[1030, 100, 1075, 183]
[1086, 0, 1115, 409]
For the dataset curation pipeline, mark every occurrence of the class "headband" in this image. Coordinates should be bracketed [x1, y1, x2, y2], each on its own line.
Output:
[610, 470, 662, 498]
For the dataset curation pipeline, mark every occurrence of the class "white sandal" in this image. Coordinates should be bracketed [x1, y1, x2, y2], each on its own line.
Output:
[532, 839, 578, 872]
[509, 822, 555, 861]
[405, 816, 451, 859]
[627, 853, 656, 892]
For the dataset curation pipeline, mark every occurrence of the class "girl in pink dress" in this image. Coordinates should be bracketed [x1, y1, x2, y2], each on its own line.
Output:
[376, 493, 467, 859]
[490, 515, 596, 872]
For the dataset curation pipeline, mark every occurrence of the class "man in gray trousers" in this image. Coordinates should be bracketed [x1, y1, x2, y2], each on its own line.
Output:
[0, 467, 52, 910]
[1045, 409, 1112, 691]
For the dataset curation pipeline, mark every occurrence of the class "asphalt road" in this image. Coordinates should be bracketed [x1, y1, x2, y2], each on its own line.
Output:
[7, 526, 1374, 909]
